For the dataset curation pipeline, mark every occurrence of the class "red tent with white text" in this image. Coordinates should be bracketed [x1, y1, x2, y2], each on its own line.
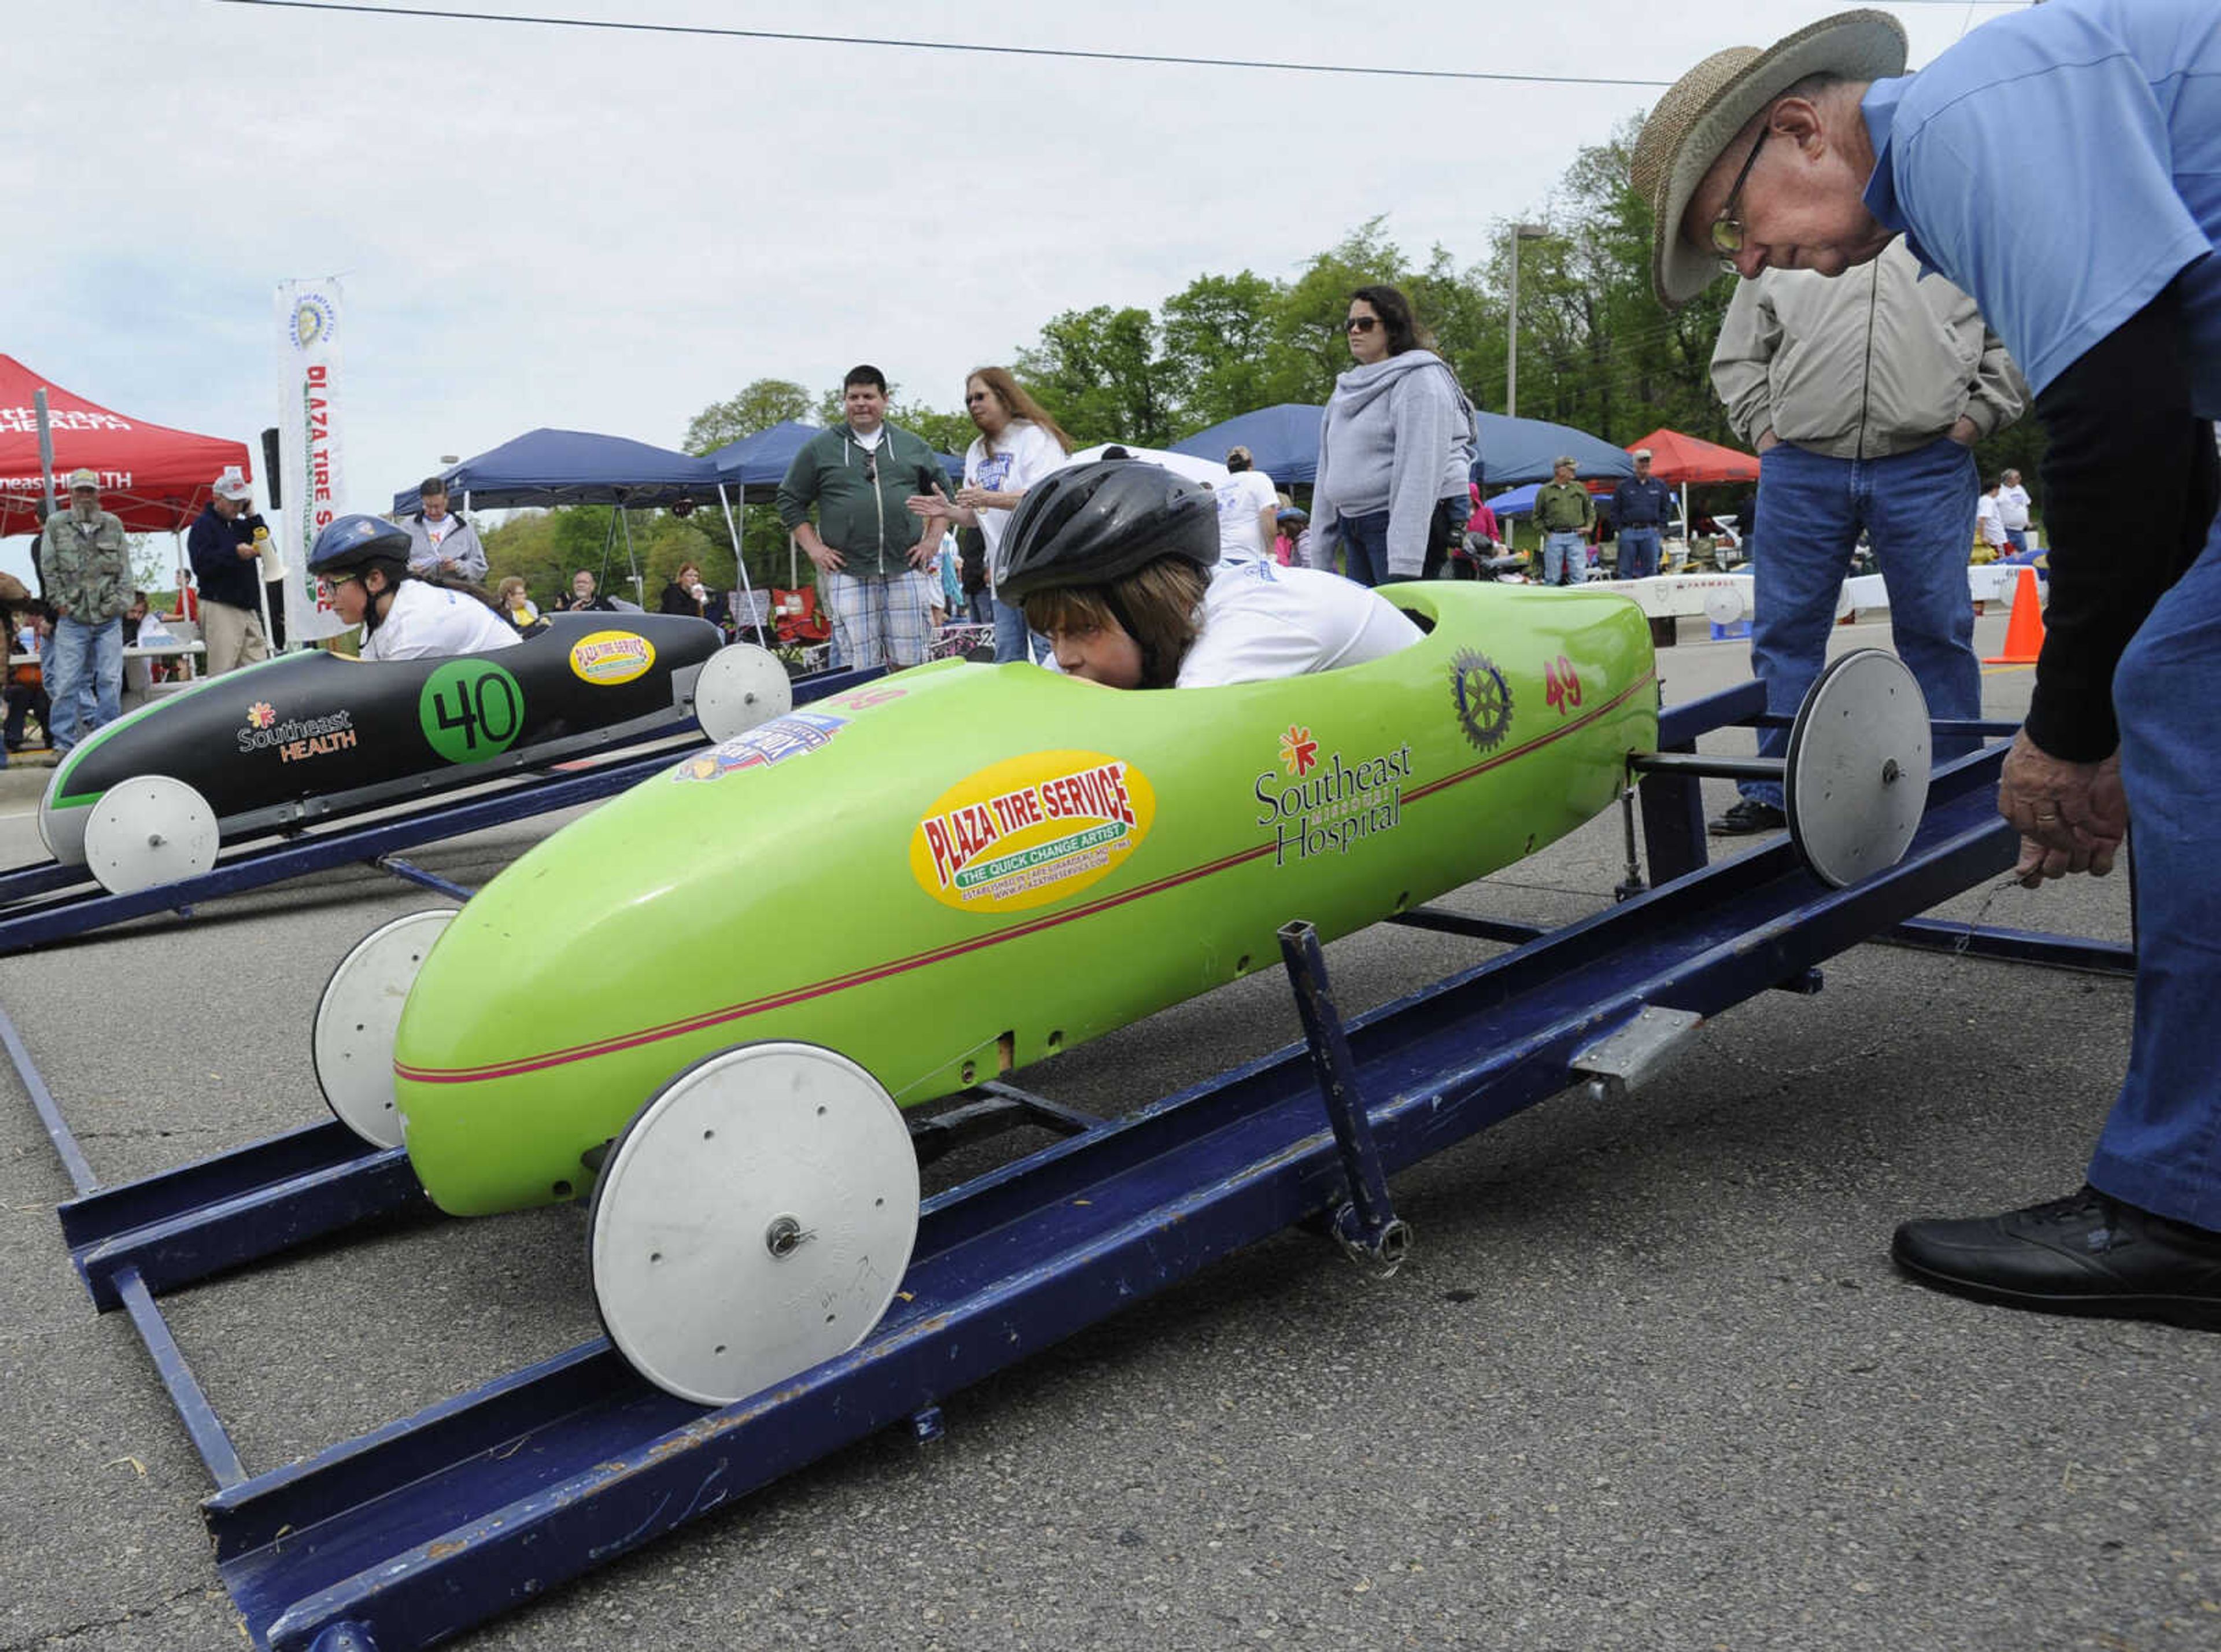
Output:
[0, 355, 254, 537]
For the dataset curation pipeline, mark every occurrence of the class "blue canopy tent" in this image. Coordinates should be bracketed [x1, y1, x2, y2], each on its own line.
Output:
[1170, 403, 1633, 493]
[1169, 404, 1324, 485]
[1471, 412, 1633, 490]
[706, 421, 820, 500]
[395, 428, 761, 639]
[1484, 483, 1541, 518]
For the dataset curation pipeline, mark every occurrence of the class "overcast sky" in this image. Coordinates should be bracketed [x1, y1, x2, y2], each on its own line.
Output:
[8, 0, 2027, 586]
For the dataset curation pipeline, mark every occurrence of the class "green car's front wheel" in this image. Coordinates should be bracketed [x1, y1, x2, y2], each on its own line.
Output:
[587, 1041, 921, 1407]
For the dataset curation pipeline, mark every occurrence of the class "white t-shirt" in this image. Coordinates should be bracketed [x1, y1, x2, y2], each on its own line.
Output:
[361, 577, 524, 662]
[1213, 469, 1279, 565]
[1997, 482, 2031, 530]
[1176, 560, 1422, 688]
[1975, 492, 2009, 550]
[966, 420, 1068, 588]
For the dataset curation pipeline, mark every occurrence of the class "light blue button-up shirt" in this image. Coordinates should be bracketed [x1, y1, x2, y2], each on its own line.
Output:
[1861, 0, 2220, 411]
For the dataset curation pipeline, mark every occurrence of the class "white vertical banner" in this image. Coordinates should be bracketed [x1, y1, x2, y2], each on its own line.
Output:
[276, 277, 351, 643]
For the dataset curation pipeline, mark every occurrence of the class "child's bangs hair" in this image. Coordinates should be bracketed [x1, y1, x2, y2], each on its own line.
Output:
[1020, 584, 1120, 638]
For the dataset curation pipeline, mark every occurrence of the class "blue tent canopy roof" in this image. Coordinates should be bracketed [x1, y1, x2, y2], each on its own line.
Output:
[1168, 403, 1633, 493]
[1169, 404, 1324, 485]
[1471, 412, 1634, 490]
[393, 428, 722, 513]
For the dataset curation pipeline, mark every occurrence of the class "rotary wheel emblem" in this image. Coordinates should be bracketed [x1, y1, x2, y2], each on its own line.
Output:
[1451, 649, 1512, 751]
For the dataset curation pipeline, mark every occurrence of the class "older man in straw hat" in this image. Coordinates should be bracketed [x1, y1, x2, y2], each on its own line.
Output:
[1633, 3, 2221, 1330]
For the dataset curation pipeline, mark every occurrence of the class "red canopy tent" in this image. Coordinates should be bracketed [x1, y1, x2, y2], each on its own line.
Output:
[0, 354, 254, 537]
[1625, 427, 1759, 484]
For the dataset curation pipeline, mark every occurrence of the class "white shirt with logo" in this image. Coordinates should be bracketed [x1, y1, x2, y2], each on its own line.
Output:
[1176, 560, 1422, 688]
[361, 578, 523, 662]
[966, 420, 1068, 587]
[1997, 482, 2032, 531]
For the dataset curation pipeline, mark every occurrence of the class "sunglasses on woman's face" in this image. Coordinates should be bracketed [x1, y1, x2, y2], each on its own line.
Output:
[1342, 315, 1381, 335]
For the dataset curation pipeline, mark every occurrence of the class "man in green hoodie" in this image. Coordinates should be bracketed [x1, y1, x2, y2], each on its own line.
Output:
[776, 366, 950, 670]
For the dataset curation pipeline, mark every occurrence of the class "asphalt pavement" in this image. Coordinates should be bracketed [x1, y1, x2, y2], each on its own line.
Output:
[1, 614, 2213, 1652]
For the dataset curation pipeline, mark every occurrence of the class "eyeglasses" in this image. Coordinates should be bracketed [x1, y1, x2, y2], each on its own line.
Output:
[1709, 123, 1772, 267]
[1342, 315, 1381, 335]
[965, 391, 992, 405]
[861, 454, 877, 482]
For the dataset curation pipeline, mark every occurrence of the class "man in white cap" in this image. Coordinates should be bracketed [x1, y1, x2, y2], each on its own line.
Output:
[187, 470, 270, 674]
[36, 468, 131, 753]
[1633, 4, 2221, 1329]
[1609, 448, 1674, 582]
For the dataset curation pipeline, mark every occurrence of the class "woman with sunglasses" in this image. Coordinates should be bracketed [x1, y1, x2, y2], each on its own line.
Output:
[1309, 284, 1477, 588]
[907, 366, 1072, 663]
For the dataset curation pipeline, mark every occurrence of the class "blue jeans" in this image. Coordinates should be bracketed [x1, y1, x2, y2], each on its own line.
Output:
[992, 596, 1047, 663]
[46, 615, 121, 753]
[2004, 528, 2030, 556]
[1335, 510, 1390, 587]
[1617, 527, 1663, 581]
[1737, 438, 1981, 809]
[1542, 532, 1587, 585]
[2090, 508, 2221, 1229]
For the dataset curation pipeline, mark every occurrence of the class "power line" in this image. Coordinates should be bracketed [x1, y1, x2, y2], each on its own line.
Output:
[209, 0, 1678, 87]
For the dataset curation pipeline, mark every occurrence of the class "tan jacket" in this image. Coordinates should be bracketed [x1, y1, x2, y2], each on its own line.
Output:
[1710, 237, 2027, 462]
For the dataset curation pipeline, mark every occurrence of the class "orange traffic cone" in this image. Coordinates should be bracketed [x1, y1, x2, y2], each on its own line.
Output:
[1984, 565, 2045, 665]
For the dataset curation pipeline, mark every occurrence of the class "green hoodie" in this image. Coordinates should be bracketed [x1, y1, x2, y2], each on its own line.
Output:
[774, 422, 949, 580]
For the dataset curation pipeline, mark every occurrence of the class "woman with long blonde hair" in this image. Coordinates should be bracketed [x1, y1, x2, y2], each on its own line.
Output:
[910, 366, 1072, 662]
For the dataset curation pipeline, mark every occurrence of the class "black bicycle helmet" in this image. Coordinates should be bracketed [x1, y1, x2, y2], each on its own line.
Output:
[997, 460, 1219, 603]
[308, 514, 412, 578]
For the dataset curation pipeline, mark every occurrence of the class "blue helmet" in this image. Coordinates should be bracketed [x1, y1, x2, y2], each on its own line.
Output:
[309, 514, 411, 577]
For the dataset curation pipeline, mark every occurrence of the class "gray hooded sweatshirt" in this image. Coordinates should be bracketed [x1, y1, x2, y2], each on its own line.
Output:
[1309, 349, 1476, 578]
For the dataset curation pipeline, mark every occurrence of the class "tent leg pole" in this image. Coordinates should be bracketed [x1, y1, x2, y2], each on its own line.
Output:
[620, 508, 641, 606]
[717, 484, 767, 647]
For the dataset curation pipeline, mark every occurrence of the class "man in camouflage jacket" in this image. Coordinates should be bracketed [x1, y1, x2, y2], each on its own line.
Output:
[38, 467, 132, 753]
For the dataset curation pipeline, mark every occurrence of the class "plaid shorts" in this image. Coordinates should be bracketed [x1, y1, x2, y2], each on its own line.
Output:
[818, 567, 935, 670]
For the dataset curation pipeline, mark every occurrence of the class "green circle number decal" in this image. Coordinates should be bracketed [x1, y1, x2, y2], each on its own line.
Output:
[419, 661, 526, 765]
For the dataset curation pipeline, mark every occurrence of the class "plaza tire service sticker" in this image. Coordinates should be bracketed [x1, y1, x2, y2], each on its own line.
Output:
[418, 661, 526, 765]
[910, 750, 1156, 915]
[568, 630, 654, 687]
[1451, 648, 1513, 751]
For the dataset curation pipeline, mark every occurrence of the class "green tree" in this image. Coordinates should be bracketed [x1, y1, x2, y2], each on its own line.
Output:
[682, 379, 813, 455]
[1014, 306, 1180, 447]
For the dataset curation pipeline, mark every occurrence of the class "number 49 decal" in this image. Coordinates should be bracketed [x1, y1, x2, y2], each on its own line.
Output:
[419, 661, 526, 764]
[1543, 655, 1582, 716]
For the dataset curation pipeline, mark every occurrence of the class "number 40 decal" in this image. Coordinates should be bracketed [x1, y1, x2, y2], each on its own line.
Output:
[1543, 655, 1582, 715]
[419, 661, 526, 765]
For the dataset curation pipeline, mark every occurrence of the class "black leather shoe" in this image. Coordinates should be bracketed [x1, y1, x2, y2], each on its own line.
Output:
[1707, 798, 1786, 836]
[1892, 1185, 2221, 1330]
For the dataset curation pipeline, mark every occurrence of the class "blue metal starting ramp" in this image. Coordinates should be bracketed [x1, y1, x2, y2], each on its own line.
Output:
[12, 682, 2119, 1651]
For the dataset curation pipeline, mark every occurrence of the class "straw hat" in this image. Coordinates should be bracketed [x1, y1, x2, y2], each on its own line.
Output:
[1630, 9, 1906, 309]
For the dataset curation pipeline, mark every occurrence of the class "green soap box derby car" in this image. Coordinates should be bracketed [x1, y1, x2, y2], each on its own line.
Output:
[313, 579, 1666, 1406]
[38, 612, 732, 893]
